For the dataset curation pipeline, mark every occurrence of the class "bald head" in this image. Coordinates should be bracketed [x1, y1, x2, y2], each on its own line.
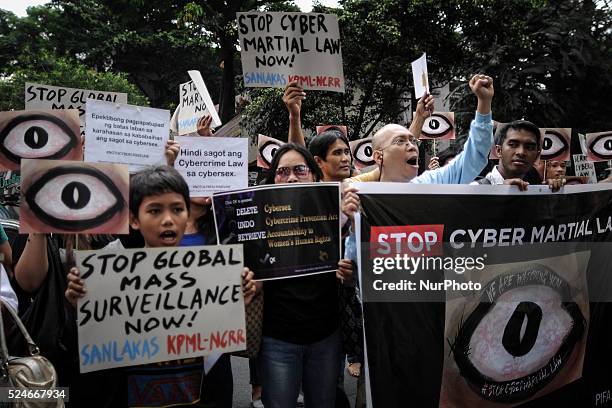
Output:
[373, 124, 411, 150]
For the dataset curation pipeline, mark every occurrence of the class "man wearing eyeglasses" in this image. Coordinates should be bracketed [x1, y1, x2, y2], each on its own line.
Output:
[346, 74, 494, 185]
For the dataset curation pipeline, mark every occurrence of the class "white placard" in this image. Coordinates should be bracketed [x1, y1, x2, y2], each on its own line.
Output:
[177, 80, 210, 135]
[237, 12, 345, 92]
[75, 245, 247, 373]
[572, 154, 597, 183]
[175, 136, 248, 197]
[85, 100, 169, 170]
[187, 71, 222, 128]
[25, 82, 128, 137]
[411, 53, 429, 99]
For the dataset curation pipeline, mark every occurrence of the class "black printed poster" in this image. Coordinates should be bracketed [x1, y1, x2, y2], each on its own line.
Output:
[356, 182, 612, 407]
[212, 182, 341, 280]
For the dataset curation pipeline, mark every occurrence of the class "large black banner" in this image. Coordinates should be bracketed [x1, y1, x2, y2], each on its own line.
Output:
[213, 182, 341, 280]
[356, 182, 612, 407]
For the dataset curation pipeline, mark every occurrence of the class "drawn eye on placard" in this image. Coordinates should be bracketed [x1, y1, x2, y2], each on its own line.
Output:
[450, 265, 584, 403]
[316, 125, 348, 137]
[540, 129, 570, 161]
[422, 114, 453, 138]
[257, 134, 285, 169]
[0, 112, 81, 169]
[349, 137, 374, 169]
[24, 165, 126, 231]
[587, 132, 612, 161]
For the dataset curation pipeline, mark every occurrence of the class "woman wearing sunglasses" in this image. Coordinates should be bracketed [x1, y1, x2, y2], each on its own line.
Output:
[260, 143, 354, 408]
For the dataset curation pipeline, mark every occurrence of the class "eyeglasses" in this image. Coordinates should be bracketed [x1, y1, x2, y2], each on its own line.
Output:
[381, 135, 420, 150]
[275, 164, 311, 180]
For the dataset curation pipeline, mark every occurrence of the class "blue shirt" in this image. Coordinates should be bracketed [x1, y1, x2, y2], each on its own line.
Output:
[345, 111, 494, 262]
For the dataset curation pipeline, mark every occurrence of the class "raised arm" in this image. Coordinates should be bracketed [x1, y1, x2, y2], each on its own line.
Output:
[413, 74, 494, 185]
[408, 93, 434, 139]
[283, 81, 306, 146]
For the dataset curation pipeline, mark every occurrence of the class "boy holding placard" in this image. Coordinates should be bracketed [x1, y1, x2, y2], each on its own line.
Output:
[65, 165, 257, 407]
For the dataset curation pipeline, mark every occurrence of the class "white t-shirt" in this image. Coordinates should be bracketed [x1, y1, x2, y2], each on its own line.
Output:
[1, 264, 18, 311]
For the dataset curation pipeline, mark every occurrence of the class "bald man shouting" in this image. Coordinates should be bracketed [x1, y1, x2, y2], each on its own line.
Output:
[347, 74, 494, 184]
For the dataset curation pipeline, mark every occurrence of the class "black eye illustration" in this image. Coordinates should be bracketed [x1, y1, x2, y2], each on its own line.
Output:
[24, 166, 125, 231]
[450, 264, 584, 403]
[541, 130, 569, 161]
[351, 139, 375, 167]
[0, 113, 79, 165]
[421, 114, 453, 138]
[259, 140, 282, 167]
[588, 132, 612, 160]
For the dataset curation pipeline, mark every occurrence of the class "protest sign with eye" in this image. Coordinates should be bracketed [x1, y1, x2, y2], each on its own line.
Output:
[349, 137, 374, 170]
[585, 131, 612, 162]
[25, 82, 128, 138]
[540, 128, 571, 162]
[237, 12, 345, 92]
[257, 134, 285, 169]
[20, 159, 129, 234]
[0, 109, 83, 171]
[316, 125, 348, 137]
[412, 112, 455, 140]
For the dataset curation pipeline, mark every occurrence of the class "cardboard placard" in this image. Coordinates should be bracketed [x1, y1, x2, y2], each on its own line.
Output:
[237, 12, 345, 92]
[75, 245, 246, 373]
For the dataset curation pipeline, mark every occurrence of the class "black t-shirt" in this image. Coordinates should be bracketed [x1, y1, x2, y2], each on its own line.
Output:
[263, 272, 339, 344]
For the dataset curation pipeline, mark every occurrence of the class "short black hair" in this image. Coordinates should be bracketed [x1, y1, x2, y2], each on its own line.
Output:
[265, 143, 323, 184]
[308, 129, 351, 160]
[497, 120, 541, 149]
[129, 165, 190, 217]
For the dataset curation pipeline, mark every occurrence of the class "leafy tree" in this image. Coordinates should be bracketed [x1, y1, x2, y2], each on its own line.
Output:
[451, 0, 612, 132]
[178, 0, 294, 124]
[0, 56, 148, 111]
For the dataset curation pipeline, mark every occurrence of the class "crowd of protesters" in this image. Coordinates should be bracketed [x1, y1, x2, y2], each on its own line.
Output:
[0, 72, 606, 408]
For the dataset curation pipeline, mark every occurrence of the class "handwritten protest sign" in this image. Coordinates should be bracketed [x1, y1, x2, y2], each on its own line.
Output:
[25, 82, 127, 137]
[20, 159, 129, 234]
[213, 183, 341, 280]
[85, 100, 169, 170]
[237, 12, 345, 92]
[0, 109, 83, 170]
[187, 71, 222, 128]
[411, 53, 429, 99]
[177, 80, 209, 135]
[585, 131, 612, 162]
[75, 245, 246, 373]
[572, 154, 597, 183]
[175, 136, 248, 197]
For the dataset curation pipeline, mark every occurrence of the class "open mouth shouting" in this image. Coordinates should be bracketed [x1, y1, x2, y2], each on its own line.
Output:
[159, 230, 178, 245]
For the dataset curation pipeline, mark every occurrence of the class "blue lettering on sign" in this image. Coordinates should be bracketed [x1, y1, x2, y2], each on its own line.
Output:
[178, 117, 200, 129]
[244, 72, 287, 86]
[80, 336, 160, 365]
